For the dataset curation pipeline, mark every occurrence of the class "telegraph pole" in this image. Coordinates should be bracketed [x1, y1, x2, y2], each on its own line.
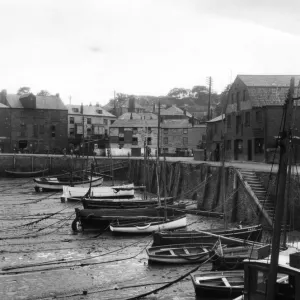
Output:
[207, 76, 212, 121]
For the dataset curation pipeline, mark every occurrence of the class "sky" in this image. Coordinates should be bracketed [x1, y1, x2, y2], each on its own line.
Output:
[0, 0, 300, 106]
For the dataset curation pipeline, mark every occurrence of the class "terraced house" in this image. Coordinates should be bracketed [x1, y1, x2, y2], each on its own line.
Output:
[66, 103, 116, 154]
[0, 90, 68, 153]
[225, 75, 300, 162]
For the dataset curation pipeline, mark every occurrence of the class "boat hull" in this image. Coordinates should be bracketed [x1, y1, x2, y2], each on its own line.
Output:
[109, 215, 187, 233]
[60, 183, 134, 202]
[34, 176, 103, 191]
[5, 169, 49, 178]
[152, 225, 262, 246]
[191, 270, 244, 298]
[147, 243, 213, 264]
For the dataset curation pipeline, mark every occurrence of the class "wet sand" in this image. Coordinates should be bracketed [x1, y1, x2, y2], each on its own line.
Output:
[0, 177, 229, 300]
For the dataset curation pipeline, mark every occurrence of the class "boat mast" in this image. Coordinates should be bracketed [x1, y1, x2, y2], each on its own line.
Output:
[221, 114, 227, 229]
[156, 99, 161, 206]
[266, 77, 294, 300]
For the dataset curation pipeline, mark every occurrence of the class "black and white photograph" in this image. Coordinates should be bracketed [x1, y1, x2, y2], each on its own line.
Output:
[1, 1, 300, 299]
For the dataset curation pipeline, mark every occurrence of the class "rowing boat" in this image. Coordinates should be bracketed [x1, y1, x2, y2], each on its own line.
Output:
[147, 243, 213, 264]
[5, 168, 49, 178]
[191, 270, 244, 298]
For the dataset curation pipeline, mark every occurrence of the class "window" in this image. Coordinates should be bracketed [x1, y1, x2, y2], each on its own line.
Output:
[243, 90, 246, 102]
[132, 127, 138, 134]
[132, 137, 138, 145]
[183, 128, 188, 134]
[255, 138, 264, 154]
[96, 109, 103, 114]
[163, 128, 168, 134]
[183, 137, 188, 145]
[227, 115, 231, 128]
[236, 115, 241, 134]
[72, 108, 79, 113]
[256, 271, 267, 293]
[163, 137, 168, 144]
[256, 111, 262, 123]
[148, 127, 152, 134]
[119, 136, 124, 143]
[70, 117, 74, 124]
[20, 123, 27, 137]
[33, 124, 38, 137]
[51, 125, 56, 137]
[231, 93, 234, 104]
[87, 127, 92, 135]
[87, 118, 91, 125]
[163, 148, 168, 153]
[69, 128, 75, 137]
[147, 137, 152, 145]
[39, 124, 44, 134]
[245, 112, 250, 127]
[226, 140, 231, 150]
[104, 119, 108, 125]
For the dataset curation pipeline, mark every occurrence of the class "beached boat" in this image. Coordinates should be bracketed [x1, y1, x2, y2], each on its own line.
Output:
[211, 244, 271, 271]
[147, 243, 213, 264]
[81, 196, 174, 209]
[60, 183, 135, 202]
[5, 168, 49, 178]
[191, 270, 244, 298]
[72, 207, 185, 231]
[152, 224, 263, 246]
[34, 174, 103, 192]
[109, 214, 187, 233]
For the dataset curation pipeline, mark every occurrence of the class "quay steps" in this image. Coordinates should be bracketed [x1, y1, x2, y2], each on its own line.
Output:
[239, 170, 289, 230]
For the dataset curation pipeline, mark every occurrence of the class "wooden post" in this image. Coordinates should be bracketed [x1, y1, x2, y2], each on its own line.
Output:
[31, 155, 34, 172]
[266, 78, 294, 300]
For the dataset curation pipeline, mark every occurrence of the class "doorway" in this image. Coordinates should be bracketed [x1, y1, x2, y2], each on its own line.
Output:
[248, 140, 252, 161]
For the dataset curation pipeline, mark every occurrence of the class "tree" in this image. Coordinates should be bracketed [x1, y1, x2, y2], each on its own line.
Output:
[191, 85, 208, 96]
[167, 88, 190, 98]
[37, 90, 51, 96]
[17, 87, 31, 95]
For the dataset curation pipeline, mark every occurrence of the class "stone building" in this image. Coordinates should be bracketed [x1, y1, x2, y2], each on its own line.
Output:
[225, 75, 300, 162]
[109, 112, 158, 156]
[0, 90, 68, 153]
[66, 103, 116, 154]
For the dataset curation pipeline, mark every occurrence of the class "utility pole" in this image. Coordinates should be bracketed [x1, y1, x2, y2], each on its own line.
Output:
[156, 99, 161, 206]
[266, 77, 294, 300]
[207, 76, 212, 121]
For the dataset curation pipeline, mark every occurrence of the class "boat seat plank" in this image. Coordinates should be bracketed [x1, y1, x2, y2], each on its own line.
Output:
[222, 277, 231, 287]
[183, 248, 190, 255]
[169, 249, 176, 256]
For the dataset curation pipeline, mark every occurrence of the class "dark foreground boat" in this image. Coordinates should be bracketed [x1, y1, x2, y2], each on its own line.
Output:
[81, 197, 174, 209]
[5, 168, 49, 178]
[72, 207, 185, 231]
[191, 270, 244, 298]
[147, 243, 213, 264]
[211, 244, 271, 271]
[152, 224, 262, 246]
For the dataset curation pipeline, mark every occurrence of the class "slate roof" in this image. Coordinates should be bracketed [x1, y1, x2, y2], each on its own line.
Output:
[160, 105, 192, 118]
[66, 104, 116, 117]
[110, 119, 158, 128]
[118, 112, 158, 120]
[238, 75, 300, 87]
[237, 75, 300, 107]
[6, 94, 67, 110]
[161, 119, 190, 128]
[206, 114, 225, 123]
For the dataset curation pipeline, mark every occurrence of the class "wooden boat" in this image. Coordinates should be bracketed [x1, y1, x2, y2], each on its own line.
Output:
[152, 224, 263, 246]
[60, 183, 135, 202]
[211, 244, 271, 271]
[233, 257, 300, 300]
[5, 168, 48, 178]
[72, 207, 185, 231]
[34, 174, 103, 192]
[146, 243, 213, 264]
[109, 214, 187, 234]
[81, 197, 174, 209]
[191, 270, 244, 298]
